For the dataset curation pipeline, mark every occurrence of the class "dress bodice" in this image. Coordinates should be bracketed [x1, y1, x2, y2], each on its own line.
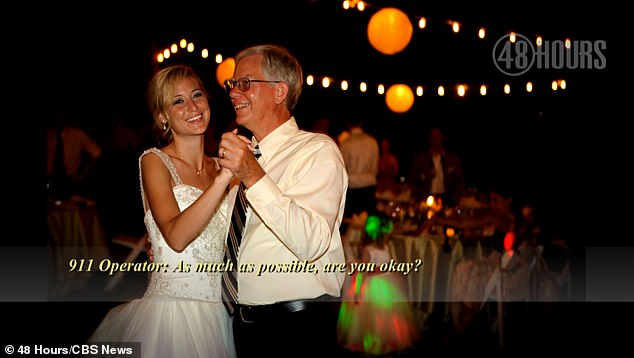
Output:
[139, 148, 229, 302]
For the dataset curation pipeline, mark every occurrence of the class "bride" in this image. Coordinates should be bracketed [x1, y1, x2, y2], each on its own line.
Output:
[89, 65, 244, 357]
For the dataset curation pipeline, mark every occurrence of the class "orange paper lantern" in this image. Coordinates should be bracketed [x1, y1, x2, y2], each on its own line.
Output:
[216, 57, 235, 87]
[367, 8, 413, 55]
[385, 84, 414, 113]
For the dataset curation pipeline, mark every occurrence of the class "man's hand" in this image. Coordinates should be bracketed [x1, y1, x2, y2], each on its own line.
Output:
[217, 129, 265, 188]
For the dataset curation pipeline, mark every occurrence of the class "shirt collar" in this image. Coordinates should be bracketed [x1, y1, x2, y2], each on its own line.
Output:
[251, 116, 299, 163]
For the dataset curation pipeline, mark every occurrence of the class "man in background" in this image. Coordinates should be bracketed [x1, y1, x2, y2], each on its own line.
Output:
[339, 117, 379, 217]
[408, 127, 465, 206]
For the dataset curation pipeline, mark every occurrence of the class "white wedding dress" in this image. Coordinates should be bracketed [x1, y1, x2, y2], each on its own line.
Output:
[89, 148, 236, 358]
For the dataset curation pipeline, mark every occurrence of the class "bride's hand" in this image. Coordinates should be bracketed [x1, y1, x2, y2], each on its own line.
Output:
[218, 166, 233, 181]
[215, 162, 234, 182]
[212, 157, 234, 183]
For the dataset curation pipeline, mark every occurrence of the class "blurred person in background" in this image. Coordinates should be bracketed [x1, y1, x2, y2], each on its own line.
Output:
[376, 137, 400, 195]
[408, 127, 465, 207]
[339, 117, 379, 217]
[46, 110, 102, 200]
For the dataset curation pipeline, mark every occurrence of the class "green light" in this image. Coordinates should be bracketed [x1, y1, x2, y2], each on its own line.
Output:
[365, 215, 382, 240]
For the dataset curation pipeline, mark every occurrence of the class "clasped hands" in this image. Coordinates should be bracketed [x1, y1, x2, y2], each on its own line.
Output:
[146, 129, 265, 262]
[217, 129, 265, 189]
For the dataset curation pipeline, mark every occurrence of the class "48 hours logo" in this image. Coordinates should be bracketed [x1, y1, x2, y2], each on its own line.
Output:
[493, 33, 536, 76]
[492, 32, 606, 76]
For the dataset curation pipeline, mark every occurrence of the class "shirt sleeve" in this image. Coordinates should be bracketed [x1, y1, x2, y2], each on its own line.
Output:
[246, 140, 348, 262]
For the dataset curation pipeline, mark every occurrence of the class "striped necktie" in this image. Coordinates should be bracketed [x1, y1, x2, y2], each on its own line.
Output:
[221, 146, 260, 315]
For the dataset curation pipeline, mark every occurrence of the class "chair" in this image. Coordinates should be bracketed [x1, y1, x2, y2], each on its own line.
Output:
[104, 233, 148, 292]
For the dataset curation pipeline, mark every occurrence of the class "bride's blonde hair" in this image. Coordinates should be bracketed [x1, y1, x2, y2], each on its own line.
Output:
[146, 64, 209, 143]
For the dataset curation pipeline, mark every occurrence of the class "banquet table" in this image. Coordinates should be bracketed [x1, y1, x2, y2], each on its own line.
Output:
[342, 200, 503, 321]
[389, 232, 464, 317]
[47, 198, 111, 298]
[387, 210, 500, 316]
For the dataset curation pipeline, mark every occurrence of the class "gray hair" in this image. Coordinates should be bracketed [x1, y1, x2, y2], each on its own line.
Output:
[235, 44, 303, 111]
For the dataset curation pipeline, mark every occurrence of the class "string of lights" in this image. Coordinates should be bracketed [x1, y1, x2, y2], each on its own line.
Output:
[152, 3, 579, 112]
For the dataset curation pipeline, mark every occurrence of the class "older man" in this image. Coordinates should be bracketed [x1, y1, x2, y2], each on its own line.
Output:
[218, 44, 348, 357]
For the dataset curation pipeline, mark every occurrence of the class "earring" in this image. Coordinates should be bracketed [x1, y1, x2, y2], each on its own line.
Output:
[162, 122, 167, 131]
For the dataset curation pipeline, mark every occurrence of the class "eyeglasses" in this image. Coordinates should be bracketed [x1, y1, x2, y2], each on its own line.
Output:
[224, 77, 282, 93]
